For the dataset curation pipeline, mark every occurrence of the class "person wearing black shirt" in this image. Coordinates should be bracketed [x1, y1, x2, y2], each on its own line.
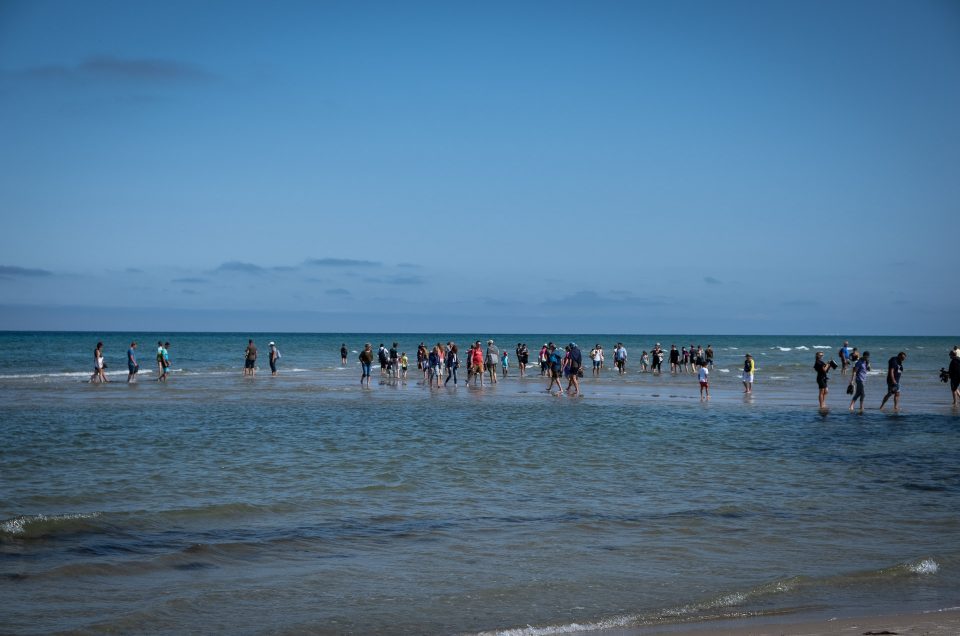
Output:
[565, 343, 583, 396]
[879, 351, 907, 411]
[948, 350, 960, 407]
[814, 351, 832, 409]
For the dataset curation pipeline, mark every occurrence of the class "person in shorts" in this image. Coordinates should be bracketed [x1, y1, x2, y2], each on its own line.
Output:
[590, 344, 603, 376]
[244, 339, 257, 377]
[565, 343, 582, 395]
[470, 341, 485, 386]
[742, 353, 754, 394]
[814, 351, 832, 409]
[698, 362, 709, 400]
[127, 341, 138, 383]
[879, 351, 906, 411]
[545, 344, 564, 395]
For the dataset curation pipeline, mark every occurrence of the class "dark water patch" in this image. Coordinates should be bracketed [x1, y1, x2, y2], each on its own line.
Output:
[172, 561, 217, 571]
[902, 482, 949, 492]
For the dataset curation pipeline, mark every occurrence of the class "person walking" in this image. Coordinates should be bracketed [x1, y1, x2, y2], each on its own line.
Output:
[590, 344, 603, 376]
[486, 340, 499, 384]
[614, 343, 627, 374]
[565, 342, 582, 396]
[545, 344, 564, 395]
[445, 343, 459, 386]
[848, 351, 870, 413]
[90, 341, 108, 383]
[160, 342, 171, 381]
[879, 352, 907, 411]
[470, 341, 485, 387]
[359, 343, 373, 387]
[427, 344, 441, 387]
[126, 341, 138, 383]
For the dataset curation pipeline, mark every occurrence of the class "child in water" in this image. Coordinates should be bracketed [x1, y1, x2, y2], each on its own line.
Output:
[501, 350, 509, 377]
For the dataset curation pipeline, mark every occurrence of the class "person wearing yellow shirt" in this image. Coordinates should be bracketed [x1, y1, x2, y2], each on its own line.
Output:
[742, 353, 755, 394]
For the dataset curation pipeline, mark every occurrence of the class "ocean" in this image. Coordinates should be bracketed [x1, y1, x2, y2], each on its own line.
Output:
[2, 332, 958, 635]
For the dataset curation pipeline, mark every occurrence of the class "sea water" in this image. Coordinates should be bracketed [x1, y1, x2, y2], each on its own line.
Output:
[1, 332, 959, 634]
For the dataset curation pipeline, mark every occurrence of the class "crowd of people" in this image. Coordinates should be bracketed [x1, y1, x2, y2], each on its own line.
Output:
[88, 338, 960, 410]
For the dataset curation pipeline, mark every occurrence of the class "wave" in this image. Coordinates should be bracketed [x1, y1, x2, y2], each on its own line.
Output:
[478, 557, 941, 636]
[813, 345, 832, 349]
[0, 512, 103, 539]
[0, 369, 153, 380]
[794, 346, 809, 351]
[775, 347, 792, 352]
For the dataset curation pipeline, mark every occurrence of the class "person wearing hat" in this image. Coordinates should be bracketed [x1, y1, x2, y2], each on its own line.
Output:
[269, 341, 281, 376]
[486, 339, 499, 384]
[742, 353, 754, 394]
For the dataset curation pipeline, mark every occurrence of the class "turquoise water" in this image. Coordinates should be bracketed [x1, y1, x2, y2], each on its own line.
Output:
[2, 332, 959, 634]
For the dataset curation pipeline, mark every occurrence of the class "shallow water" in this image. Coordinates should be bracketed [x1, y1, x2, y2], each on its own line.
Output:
[2, 333, 959, 634]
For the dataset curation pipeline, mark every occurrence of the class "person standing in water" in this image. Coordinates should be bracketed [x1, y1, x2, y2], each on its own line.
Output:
[814, 351, 834, 409]
[340, 343, 348, 366]
[359, 343, 373, 387]
[545, 344, 564, 395]
[268, 341, 280, 376]
[698, 360, 710, 400]
[90, 341, 107, 383]
[156, 341, 165, 380]
[879, 352, 906, 411]
[127, 341, 138, 383]
[848, 351, 870, 413]
[838, 341, 851, 375]
[445, 343, 459, 386]
[160, 342, 171, 381]
[486, 340, 499, 384]
[948, 349, 960, 407]
[565, 342, 582, 396]
[742, 353, 754, 394]
[244, 339, 257, 377]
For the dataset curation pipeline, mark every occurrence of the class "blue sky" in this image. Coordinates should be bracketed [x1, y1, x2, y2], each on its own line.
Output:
[1, 0, 958, 334]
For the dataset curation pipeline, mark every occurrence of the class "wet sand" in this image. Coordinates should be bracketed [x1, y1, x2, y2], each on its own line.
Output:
[596, 608, 960, 636]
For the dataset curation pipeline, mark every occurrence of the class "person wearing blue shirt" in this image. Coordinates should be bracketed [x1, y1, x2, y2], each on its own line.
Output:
[126, 342, 138, 383]
[848, 351, 870, 413]
[839, 341, 852, 375]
